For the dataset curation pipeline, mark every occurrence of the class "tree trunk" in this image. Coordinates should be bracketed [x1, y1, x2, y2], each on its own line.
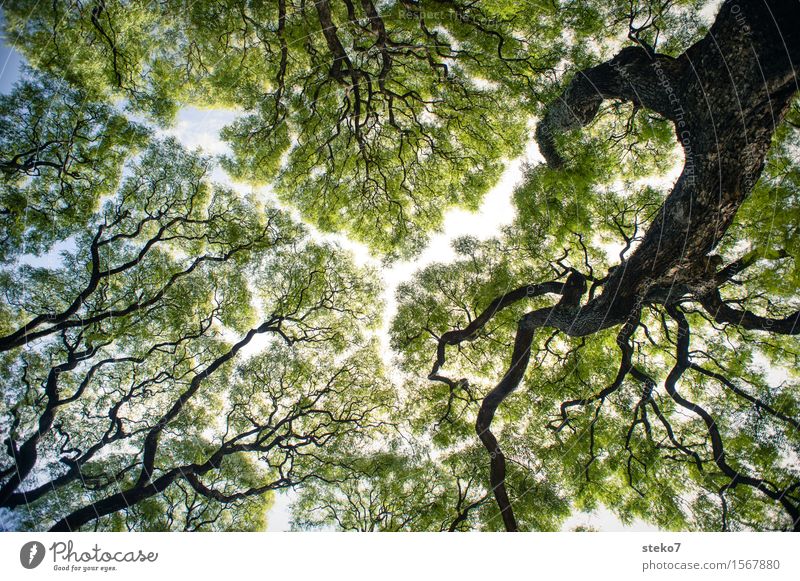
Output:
[476, 0, 800, 531]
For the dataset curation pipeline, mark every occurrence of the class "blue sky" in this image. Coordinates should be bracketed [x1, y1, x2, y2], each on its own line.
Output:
[1, 36, 22, 92]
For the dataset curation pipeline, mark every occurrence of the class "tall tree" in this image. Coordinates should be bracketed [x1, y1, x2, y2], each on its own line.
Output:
[394, 0, 800, 531]
[0, 80, 389, 529]
[3, 0, 800, 532]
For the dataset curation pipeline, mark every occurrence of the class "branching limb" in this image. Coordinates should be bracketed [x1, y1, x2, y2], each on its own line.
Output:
[428, 280, 563, 386]
[699, 290, 800, 335]
[664, 306, 800, 531]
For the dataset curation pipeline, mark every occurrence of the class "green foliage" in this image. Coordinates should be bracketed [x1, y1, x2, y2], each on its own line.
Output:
[2, 0, 798, 534]
[0, 71, 149, 262]
[0, 0, 613, 255]
[0, 133, 389, 531]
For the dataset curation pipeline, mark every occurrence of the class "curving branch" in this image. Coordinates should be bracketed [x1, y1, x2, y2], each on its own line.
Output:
[536, 0, 800, 307]
[475, 314, 536, 532]
[535, 45, 682, 168]
[474, 271, 588, 531]
[428, 280, 564, 387]
[664, 305, 800, 531]
[699, 290, 800, 336]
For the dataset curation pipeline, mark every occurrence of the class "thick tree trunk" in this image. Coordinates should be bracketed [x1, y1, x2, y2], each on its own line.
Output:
[477, 0, 800, 531]
[540, 0, 800, 314]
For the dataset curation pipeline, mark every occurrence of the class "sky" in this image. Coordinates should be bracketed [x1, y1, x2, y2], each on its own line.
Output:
[0, 29, 660, 533]
[0, 24, 22, 93]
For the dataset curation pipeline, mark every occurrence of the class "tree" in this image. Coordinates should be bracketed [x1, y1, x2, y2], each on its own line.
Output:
[3, 0, 800, 532]
[2, 0, 633, 255]
[394, 1, 800, 531]
[0, 80, 389, 529]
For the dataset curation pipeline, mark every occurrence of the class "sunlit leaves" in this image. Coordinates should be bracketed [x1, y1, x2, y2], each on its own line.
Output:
[0, 72, 148, 262]
[0, 134, 390, 530]
[2, 0, 593, 255]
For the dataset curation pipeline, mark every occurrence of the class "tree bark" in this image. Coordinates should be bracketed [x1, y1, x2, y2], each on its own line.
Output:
[539, 0, 800, 312]
[473, 0, 800, 531]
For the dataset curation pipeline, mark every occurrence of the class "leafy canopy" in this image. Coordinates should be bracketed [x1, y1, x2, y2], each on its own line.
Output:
[2, 0, 798, 532]
[2, 0, 710, 256]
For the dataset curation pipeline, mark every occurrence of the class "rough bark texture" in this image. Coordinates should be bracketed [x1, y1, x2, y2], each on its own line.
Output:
[543, 0, 800, 311]
[471, 0, 800, 530]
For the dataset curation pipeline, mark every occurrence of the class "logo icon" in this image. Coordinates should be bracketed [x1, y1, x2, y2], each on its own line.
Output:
[20, 541, 46, 569]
